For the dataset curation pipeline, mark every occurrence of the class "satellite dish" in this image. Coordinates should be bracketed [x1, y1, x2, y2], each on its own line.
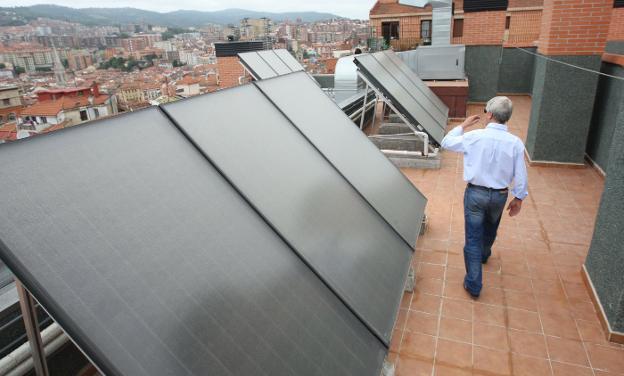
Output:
[17, 130, 32, 140]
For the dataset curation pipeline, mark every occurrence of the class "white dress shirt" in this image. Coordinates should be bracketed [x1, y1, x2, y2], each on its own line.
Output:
[441, 123, 529, 200]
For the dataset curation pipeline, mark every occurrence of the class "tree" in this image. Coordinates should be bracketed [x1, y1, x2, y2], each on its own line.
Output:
[14, 66, 25, 75]
[62, 59, 69, 68]
[172, 59, 185, 67]
[0, 63, 5, 69]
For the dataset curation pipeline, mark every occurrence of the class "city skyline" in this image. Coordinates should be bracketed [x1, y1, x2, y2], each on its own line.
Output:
[7, 0, 375, 20]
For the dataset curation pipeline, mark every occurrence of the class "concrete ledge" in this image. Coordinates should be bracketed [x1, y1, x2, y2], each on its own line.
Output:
[581, 264, 624, 345]
[584, 154, 607, 179]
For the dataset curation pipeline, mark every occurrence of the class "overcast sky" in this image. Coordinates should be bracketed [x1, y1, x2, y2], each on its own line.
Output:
[6, 0, 376, 19]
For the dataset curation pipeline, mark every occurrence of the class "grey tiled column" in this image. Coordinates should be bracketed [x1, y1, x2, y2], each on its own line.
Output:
[585, 99, 624, 334]
[525, 53, 602, 164]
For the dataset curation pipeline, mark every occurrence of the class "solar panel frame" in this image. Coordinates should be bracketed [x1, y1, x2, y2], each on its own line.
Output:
[382, 51, 449, 116]
[255, 72, 427, 248]
[238, 51, 278, 80]
[257, 50, 292, 76]
[372, 52, 447, 131]
[0, 108, 388, 376]
[162, 84, 414, 345]
[273, 49, 305, 72]
[354, 52, 447, 145]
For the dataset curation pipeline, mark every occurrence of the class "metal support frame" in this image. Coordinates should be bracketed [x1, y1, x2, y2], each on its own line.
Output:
[357, 72, 439, 158]
[359, 82, 370, 130]
[16, 280, 50, 376]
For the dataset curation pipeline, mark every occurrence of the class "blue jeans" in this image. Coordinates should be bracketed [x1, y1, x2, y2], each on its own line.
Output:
[463, 185, 508, 296]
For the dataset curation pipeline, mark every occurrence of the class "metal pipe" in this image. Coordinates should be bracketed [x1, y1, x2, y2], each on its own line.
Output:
[0, 323, 67, 376]
[15, 282, 49, 376]
[359, 82, 370, 130]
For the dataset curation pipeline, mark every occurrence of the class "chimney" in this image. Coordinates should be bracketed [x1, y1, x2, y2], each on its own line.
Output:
[90, 81, 100, 97]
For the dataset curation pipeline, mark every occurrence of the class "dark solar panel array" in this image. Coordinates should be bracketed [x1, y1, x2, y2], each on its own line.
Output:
[0, 73, 427, 375]
[255, 72, 427, 248]
[238, 49, 304, 80]
[354, 51, 449, 146]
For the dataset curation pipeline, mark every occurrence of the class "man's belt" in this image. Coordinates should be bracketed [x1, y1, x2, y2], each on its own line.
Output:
[467, 183, 509, 192]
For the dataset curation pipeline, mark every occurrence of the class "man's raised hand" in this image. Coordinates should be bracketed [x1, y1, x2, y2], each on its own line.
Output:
[462, 115, 481, 130]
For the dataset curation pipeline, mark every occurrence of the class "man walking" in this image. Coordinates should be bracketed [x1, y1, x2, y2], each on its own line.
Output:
[441, 96, 528, 298]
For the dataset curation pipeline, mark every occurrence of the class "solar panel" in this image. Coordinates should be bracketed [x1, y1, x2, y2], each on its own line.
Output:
[238, 51, 278, 80]
[162, 84, 413, 344]
[381, 51, 449, 116]
[0, 108, 386, 376]
[255, 72, 427, 248]
[274, 49, 305, 72]
[238, 50, 304, 80]
[257, 50, 292, 75]
[354, 52, 448, 145]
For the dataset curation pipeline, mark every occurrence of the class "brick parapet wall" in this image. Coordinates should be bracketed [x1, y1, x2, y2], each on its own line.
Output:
[608, 7, 624, 42]
[538, 0, 612, 56]
[216, 56, 247, 90]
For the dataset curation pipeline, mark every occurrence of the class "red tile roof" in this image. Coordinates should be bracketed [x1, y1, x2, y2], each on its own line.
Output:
[21, 95, 109, 116]
[370, 0, 429, 15]
[0, 123, 17, 141]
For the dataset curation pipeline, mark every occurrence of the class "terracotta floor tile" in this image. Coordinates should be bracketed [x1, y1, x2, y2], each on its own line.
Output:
[474, 303, 506, 327]
[483, 272, 503, 289]
[567, 298, 599, 322]
[501, 275, 533, 292]
[396, 354, 434, 376]
[563, 282, 591, 301]
[418, 263, 446, 280]
[443, 281, 473, 301]
[586, 343, 624, 373]
[433, 364, 472, 376]
[400, 292, 412, 309]
[445, 266, 466, 283]
[401, 332, 436, 360]
[507, 308, 542, 333]
[473, 346, 512, 376]
[546, 336, 590, 366]
[446, 253, 464, 267]
[504, 290, 538, 312]
[474, 322, 509, 350]
[478, 287, 505, 306]
[511, 353, 552, 376]
[576, 320, 608, 344]
[540, 309, 581, 340]
[435, 338, 472, 369]
[439, 316, 472, 343]
[411, 293, 442, 315]
[501, 261, 531, 277]
[415, 277, 444, 296]
[405, 311, 439, 336]
[550, 361, 593, 376]
[390, 329, 402, 353]
[420, 250, 448, 265]
[441, 298, 473, 321]
[508, 330, 548, 358]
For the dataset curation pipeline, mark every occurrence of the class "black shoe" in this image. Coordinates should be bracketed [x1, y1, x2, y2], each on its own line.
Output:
[463, 283, 479, 299]
[482, 258, 489, 265]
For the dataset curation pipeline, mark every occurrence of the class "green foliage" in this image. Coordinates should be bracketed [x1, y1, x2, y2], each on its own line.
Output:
[172, 59, 185, 67]
[35, 67, 52, 72]
[62, 59, 69, 68]
[119, 32, 131, 38]
[0, 63, 5, 69]
[99, 57, 126, 70]
[14, 66, 25, 75]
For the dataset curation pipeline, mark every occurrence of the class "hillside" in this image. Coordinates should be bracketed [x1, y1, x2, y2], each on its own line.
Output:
[0, 5, 344, 27]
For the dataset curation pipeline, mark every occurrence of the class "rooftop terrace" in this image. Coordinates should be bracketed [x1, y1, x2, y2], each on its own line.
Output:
[390, 97, 624, 375]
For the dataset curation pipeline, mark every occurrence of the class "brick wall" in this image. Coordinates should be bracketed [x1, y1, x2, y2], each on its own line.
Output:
[538, 0, 613, 56]
[508, 0, 543, 8]
[608, 7, 624, 42]
[371, 0, 542, 48]
[504, 10, 542, 47]
[461, 11, 507, 45]
[217, 56, 246, 89]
